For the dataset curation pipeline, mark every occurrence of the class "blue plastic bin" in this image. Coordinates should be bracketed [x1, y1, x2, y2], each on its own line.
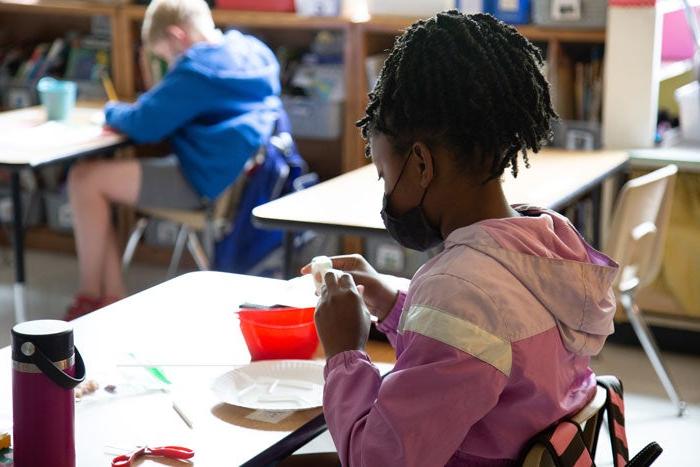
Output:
[492, 0, 530, 24]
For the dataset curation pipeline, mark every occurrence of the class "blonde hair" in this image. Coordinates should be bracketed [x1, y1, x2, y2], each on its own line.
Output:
[142, 0, 215, 46]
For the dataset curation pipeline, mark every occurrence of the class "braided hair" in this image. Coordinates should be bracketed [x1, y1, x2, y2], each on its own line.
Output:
[357, 11, 557, 180]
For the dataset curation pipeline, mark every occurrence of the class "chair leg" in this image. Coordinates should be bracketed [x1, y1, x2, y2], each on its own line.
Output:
[203, 219, 215, 261]
[620, 292, 686, 416]
[167, 225, 189, 279]
[187, 231, 210, 271]
[122, 218, 149, 274]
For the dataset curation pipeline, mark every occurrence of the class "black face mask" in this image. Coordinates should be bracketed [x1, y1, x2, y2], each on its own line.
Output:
[380, 151, 443, 252]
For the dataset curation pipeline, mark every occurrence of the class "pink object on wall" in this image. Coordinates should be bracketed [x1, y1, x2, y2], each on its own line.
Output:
[662, 9, 699, 61]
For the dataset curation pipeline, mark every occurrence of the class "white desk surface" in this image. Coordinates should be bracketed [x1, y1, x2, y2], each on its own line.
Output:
[629, 145, 700, 173]
[0, 104, 126, 167]
[0, 272, 391, 466]
[252, 149, 629, 233]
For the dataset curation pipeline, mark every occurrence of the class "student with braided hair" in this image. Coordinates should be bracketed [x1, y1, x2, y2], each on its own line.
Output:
[302, 11, 619, 466]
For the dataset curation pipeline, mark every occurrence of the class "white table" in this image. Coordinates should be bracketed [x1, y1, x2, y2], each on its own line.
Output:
[0, 104, 127, 323]
[629, 145, 700, 173]
[0, 272, 392, 466]
[253, 149, 629, 275]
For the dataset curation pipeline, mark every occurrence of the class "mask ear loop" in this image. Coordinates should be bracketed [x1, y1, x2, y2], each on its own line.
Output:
[386, 149, 414, 200]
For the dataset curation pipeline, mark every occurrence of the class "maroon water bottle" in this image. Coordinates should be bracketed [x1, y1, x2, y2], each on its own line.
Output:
[12, 320, 85, 467]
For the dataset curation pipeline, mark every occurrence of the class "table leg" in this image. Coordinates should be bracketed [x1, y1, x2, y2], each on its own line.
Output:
[599, 176, 616, 250]
[11, 171, 27, 323]
[591, 184, 602, 250]
[283, 232, 295, 279]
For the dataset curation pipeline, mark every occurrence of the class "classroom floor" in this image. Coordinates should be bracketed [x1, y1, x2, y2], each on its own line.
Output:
[0, 250, 698, 465]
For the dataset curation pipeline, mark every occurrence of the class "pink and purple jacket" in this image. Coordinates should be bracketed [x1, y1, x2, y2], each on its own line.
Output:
[323, 206, 619, 466]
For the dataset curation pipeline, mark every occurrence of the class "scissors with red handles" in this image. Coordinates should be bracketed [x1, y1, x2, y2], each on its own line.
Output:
[111, 445, 194, 466]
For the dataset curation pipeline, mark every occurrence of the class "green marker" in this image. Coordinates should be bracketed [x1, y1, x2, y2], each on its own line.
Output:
[128, 352, 172, 385]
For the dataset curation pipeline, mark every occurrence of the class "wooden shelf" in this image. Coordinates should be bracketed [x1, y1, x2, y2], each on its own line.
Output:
[0, 226, 76, 254]
[124, 4, 351, 30]
[0, 226, 187, 267]
[361, 14, 606, 43]
[0, 0, 116, 16]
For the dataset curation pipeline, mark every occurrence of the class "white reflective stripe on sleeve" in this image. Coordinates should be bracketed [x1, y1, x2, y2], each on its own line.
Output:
[399, 305, 512, 376]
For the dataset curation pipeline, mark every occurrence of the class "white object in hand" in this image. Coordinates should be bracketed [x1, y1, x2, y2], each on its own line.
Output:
[310, 256, 333, 293]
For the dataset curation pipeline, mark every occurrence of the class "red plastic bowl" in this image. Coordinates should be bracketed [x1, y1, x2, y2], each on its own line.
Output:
[237, 307, 318, 361]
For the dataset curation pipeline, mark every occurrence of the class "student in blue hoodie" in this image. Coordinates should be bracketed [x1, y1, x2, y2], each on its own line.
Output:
[66, 0, 282, 319]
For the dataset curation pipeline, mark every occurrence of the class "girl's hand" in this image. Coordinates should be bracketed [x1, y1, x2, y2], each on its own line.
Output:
[315, 272, 371, 359]
[301, 254, 398, 321]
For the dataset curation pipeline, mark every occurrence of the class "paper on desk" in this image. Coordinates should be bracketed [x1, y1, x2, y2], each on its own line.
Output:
[240, 274, 318, 308]
[0, 120, 103, 148]
[245, 410, 294, 424]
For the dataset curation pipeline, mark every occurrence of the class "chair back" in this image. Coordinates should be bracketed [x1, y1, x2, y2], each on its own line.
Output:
[604, 165, 678, 293]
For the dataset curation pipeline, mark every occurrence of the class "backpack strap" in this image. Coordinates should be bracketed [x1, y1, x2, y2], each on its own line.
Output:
[597, 376, 630, 467]
[524, 420, 595, 467]
[627, 441, 663, 467]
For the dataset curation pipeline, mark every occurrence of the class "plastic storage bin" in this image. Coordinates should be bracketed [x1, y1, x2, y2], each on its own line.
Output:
[1, 82, 37, 109]
[532, 0, 606, 28]
[364, 237, 431, 278]
[44, 190, 73, 233]
[456, 0, 487, 14]
[215, 0, 295, 11]
[144, 219, 181, 246]
[295, 0, 341, 16]
[0, 190, 43, 227]
[551, 120, 602, 150]
[675, 81, 700, 143]
[367, 0, 454, 17]
[282, 96, 343, 139]
[493, 0, 530, 24]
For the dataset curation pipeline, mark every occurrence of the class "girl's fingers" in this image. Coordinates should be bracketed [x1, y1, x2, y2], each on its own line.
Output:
[338, 272, 356, 288]
[324, 270, 339, 289]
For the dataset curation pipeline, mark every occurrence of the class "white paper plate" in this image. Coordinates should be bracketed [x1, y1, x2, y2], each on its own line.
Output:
[212, 360, 325, 411]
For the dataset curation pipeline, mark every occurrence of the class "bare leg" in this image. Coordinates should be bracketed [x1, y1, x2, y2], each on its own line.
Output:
[68, 159, 141, 299]
[102, 221, 127, 298]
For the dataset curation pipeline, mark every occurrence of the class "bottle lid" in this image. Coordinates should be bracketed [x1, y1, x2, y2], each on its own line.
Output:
[11, 320, 74, 364]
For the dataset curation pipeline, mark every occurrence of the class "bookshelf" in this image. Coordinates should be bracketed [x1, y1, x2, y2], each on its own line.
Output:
[362, 14, 606, 42]
[352, 16, 606, 169]
[0, 0, 115, 16]
[0, 1, 607, 264]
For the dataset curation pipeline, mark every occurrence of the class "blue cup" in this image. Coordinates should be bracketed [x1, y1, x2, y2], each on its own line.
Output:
[36, 78, 77, 121]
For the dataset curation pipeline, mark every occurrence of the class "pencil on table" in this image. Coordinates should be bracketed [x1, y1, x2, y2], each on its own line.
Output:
[101, 72, 118, 101]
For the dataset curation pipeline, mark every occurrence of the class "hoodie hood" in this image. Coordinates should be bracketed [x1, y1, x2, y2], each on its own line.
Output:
[181, 30, 281, 104]
[444, 205, 619, 356]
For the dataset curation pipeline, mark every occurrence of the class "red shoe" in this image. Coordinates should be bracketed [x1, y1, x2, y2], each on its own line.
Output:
[65, 294, 102, 321]
[98, 296, 121, 308]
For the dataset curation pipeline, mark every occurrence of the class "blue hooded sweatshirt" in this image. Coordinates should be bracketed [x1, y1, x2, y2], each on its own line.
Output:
[105, 30, 282, 200]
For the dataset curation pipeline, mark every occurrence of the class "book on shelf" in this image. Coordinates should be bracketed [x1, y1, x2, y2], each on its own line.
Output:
[0, 47, 27, 80]
[365, 53, 388, 92]
[552, 46, 604, 123]
[28, 38, 67, 84]
[15, 43, 48, 83]
[64, 35, 111, 82]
